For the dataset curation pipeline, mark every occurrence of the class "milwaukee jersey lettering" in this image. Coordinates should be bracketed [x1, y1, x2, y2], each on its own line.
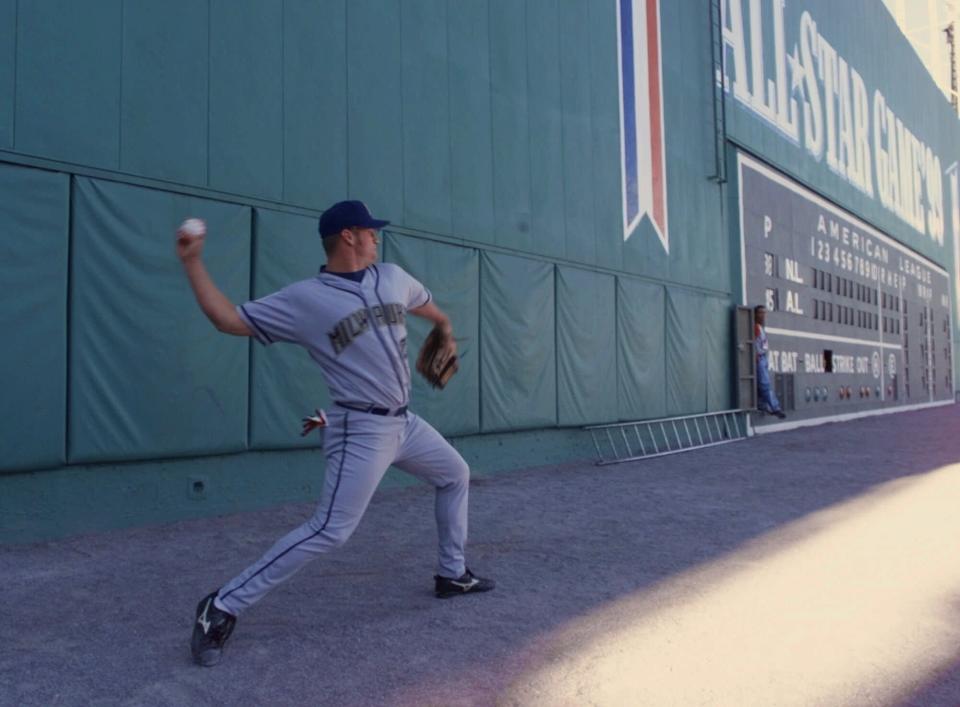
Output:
[329, 303, 406, 355]
[236, 263, 431, 408]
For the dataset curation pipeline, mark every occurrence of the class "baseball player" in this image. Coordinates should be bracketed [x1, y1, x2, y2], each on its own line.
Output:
[177, 200, 494, 667]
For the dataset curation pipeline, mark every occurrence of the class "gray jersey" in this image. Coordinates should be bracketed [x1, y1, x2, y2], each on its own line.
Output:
[236, 263, 431, 408]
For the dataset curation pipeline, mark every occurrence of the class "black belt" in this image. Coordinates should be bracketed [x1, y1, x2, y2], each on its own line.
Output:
[335, 401, 408, 417]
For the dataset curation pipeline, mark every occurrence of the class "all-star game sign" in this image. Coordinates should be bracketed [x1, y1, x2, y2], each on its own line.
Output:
[721, 0, 949, 247]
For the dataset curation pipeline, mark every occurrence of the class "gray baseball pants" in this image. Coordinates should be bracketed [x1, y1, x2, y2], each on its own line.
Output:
[215, 408, 469, 615]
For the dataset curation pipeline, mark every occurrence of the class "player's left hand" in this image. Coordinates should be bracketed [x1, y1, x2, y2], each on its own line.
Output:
[435, 334, 457, 372]
[300, 409, 328, 436]
[416, 328, 459, 389]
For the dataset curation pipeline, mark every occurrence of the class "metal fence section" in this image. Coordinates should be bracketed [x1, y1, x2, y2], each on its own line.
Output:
[585, 409, 751, 466]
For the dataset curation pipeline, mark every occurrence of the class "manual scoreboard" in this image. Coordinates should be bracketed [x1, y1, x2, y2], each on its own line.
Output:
[739, 153, 954, 424]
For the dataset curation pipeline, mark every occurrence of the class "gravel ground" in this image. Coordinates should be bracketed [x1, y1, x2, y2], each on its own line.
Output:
[2, 405, 959, 706]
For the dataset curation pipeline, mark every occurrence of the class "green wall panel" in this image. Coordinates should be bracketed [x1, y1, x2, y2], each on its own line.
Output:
[209, 0, 283, 199]
[526, 0, 565, 260]
[249, 209, 330, 449]
[662, 0, 725, 291]
[559, 0, 597, 266]
[557, 267, 617, 426]
[665, 287, 707, 415]
[623, 211, 671, 286]
[120, 0, 208, 185]
[0, 0, 14, 148]
[69, 178, 251, 463]
[489, 0, 533, 252]
[0, 165, 69, 472]
[480, 252, 556, 431]
[347, 0, 403, 222]
[588, 0, 623, 272]
[385, 234, 481, 436]
[705, 295, 733, 411]
[448, 0, 495, 245]
[283, 0, 347, 209]
[15, 0, 121, 168]
[617, 278, 666, 421]
[401, 0, 452, 235]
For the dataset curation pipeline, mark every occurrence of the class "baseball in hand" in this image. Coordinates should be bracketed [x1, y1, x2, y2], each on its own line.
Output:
[180, 218, 206, 238]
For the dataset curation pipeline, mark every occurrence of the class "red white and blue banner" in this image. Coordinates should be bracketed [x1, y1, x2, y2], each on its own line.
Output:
[617, 0, 668, 252]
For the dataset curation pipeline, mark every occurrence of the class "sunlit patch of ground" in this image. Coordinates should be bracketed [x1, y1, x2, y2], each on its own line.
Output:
[501, 464, 960, 706]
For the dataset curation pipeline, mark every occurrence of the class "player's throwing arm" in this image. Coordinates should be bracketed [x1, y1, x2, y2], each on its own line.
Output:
[175, 219, 251, 337]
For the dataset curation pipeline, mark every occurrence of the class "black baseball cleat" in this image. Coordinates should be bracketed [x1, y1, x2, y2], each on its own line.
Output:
[191, 591, 237, 667]
[434, 569, 496, 598]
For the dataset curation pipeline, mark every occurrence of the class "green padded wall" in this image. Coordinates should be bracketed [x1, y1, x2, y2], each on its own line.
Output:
[705, 296, 734, 411]
[448, 0, 495, 245]
[282, 0, 347, 209]
[15, 0, 122, 168]
[584, 0, 624, 274]
[209, 0, 283, 200]
[248, 209, 330, 450]
[0, 164, 69, 472]
[120, 1, 208, 185]
[558, 0, 599, 267]
[401, 0, 453, 236]
[489, 0, 533, 253]
[526, 0, 565, 261]
[665, 287, 708, 416]
[617, 278, 667, 421]
[347, 0, 403, 223]
[4, 0, 731, 294]
[480, 251, 556, 431]
[385, 234, 481, 436]
[69, 178, 251, 463]
[0, 3, 745, 471]
[557, 267, 618, 426]
[0, 0, 13, 149]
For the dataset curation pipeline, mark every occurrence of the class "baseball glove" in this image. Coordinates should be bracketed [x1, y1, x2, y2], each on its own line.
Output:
[416, 327, 458, 389]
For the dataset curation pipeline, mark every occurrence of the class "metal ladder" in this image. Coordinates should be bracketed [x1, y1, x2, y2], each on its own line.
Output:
[585, 409, 750, 466]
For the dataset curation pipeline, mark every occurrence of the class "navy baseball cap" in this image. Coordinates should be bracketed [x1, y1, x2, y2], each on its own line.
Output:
[318, 200, 390, 238]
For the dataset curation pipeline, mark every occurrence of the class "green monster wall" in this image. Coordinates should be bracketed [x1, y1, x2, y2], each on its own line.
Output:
[0, 0, 954, 542]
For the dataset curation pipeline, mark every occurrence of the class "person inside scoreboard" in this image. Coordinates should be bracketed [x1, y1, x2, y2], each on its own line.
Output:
[754, 305, 787, 419]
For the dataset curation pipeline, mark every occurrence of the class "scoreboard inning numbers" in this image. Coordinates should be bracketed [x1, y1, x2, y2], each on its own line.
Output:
[739, 153, 954, 424]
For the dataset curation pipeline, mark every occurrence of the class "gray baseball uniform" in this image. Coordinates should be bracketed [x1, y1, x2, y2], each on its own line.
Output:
[214, 263, 469, 616]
